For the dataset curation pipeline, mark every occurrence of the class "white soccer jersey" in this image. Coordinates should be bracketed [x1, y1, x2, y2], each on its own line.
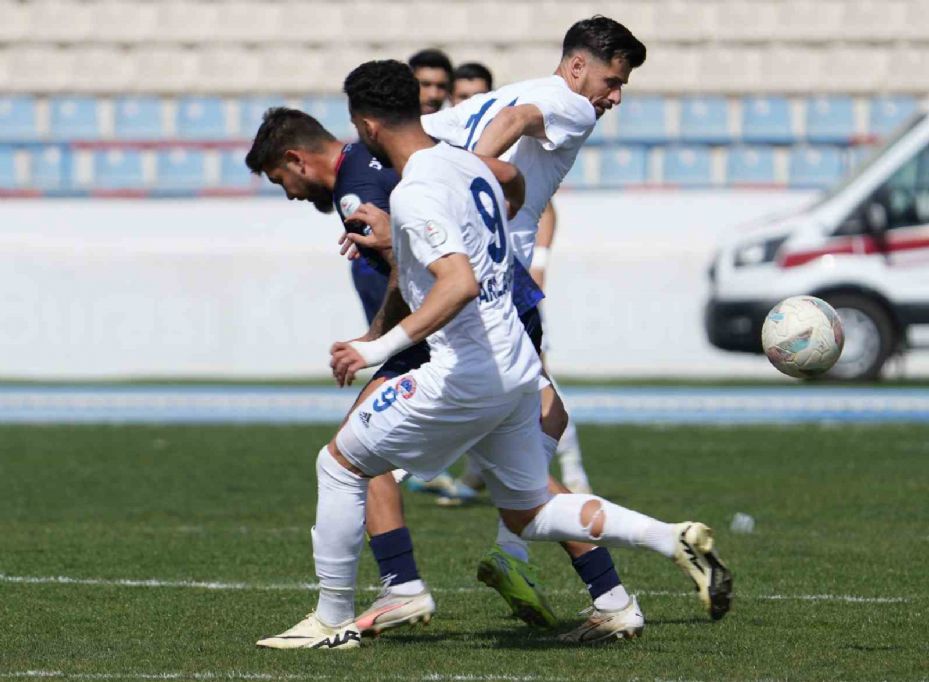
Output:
[422, 75, 597, 265]
[388, 142, 541, 404]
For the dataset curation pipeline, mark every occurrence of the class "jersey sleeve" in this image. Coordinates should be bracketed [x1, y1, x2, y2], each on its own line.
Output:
[334, 166, 397, 219]
[521, 85, 596, 151]
[392, 182, 466, 268]
[421, 107, 467, 147]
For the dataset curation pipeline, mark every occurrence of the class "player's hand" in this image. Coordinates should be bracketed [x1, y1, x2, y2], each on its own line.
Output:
[344, 203, 392, 252]
[338, 232, 361, 260]
[330, 341, 367, 387]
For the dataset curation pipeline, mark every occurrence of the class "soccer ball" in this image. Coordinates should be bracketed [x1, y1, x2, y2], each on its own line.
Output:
[761, 296, 845, 378]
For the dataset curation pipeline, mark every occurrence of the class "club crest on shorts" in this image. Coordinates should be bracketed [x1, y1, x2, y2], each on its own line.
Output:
[424, 221, 447, 247]
[396, 375, 417, 400]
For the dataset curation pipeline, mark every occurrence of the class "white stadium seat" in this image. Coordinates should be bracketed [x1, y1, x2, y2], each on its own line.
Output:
[649, 0, 718, 42]
[207, 2, 284, 43]
[714, 1, 778, 42]
[275, 2, 348, 42]
[70, 47, 137, 94]
[406, 1, 471, 43]
[773, 1, 845, 42]
[634, 46, 701, 93]
[153, 2, 220, 43]
[132, 47, 200, 93]
[700, 48, 764, 94]
[464, 1, 533, 43]
[4, 47, 74, 92]
[822, 46, 891, 94]
[25, 1, 93, 43]
[197, 48, 263, 94]
[91, 1, 160, 43]
[760, 46, 826, 94]
[885, 46, 929, 92]
[841, 1, 909, 40]
[0, 1, 30, 42]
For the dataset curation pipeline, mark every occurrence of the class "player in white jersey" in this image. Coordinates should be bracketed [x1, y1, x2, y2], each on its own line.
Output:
[256, 59, 731, 651]
[422, 14, 643, 612]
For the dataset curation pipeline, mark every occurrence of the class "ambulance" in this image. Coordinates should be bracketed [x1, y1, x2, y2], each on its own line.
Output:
[706, 105, 929, 379]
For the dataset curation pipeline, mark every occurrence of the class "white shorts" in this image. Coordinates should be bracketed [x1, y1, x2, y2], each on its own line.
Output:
[336, 368, 551, 511]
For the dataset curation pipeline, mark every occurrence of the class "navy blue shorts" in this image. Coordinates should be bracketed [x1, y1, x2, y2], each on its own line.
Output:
[371, 306, 543, 382]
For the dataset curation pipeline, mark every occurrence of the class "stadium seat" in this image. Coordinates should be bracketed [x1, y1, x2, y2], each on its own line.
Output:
[663, 146, 713, 187]
[726, 146, 777, 185]
[849, 145, 878, 170]
[93, 149, 145, 190]
[615, 96, 668, 144]
[0, 96, 38, 140]
[49, 96, 100, 139]
[31, 146, 69, 190]
[239, 96, 287, 138]
[175, 97, 229, 140]
[114, 97, 164, 139]
[804, 96, 856, 144]
[868, 96, 918, 137]
[741, 96, 794, 144]
[598, 147, 648, 186]
[679, 96, 731, 144]
[788, 146, 844, 189]
[156, 149, 206, 191]
[303, 95, 353, 141]
[0, 146, 17, 188]
[219, 149, 254, 189]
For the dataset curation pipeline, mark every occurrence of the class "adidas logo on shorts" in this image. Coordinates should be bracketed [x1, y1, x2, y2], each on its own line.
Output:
[359, 411, 372, 428]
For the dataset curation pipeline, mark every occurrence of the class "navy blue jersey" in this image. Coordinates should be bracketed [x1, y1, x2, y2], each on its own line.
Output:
[333, 143, 398, 279]
[332, 142, 543, 322]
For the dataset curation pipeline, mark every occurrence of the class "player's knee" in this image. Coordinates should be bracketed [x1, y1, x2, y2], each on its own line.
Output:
[580, 499, 605, 540]
[318, 441, 365, 478]
[500, 507, 539, 536]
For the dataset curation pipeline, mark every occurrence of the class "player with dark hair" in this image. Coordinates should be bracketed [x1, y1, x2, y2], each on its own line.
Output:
[451, 62, 494, 105]
[421, 15, 730, 633]
[255, 59, 730, 650]
[409, 48, 453, 115]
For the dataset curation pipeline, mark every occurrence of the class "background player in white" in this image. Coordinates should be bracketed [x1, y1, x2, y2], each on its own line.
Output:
[445, 62, 594, 500]
[256, 60, 731, 651]
[422, 14, 641, 608]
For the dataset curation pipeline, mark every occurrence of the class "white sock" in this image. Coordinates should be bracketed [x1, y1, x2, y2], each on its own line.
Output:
[313, 446, 369, 626]
[594, 584, 631, 611]
[520, 493, 678, 558]
[556, 417, 588, 484]
[389, 579, 426, 596]
[496, 518, 530, 562]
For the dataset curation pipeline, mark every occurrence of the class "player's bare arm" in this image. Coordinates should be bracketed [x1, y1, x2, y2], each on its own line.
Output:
[472, 104, 546, 158]
[330, 252, 478, 386]
[476, 154, 525, 219]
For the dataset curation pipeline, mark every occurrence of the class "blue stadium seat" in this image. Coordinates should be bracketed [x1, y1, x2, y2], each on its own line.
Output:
[804, 96, 855, 144]
[0, 96, 38, 140]
[741, 96, 794, 144]
[303, 95, 353, 140]
[788, 146, 843, 188]
[156, 149, 206, 190]
[175, 97, 229, 139]
[615, 96, 668, 144]
[868, 96, 918, 137]
[726, 146, 776, 185]
[561, 149, 594, 188]
[849, 145, 877, 171]
[680, 96, 731, 144]
[239, 97, 287, 138]
[219, 149, 254, 189]
[663, 146, 713, 186]
[31, 146, 70, 190]
[598, 146, 648, 186]
[0, 147, 17, 188]
[49, 96, 101, 139]
[93, 150, 145, 190]
[114, 97, 164, 139]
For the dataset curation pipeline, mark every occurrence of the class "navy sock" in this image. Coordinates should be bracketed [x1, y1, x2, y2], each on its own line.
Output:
[368, 527, 420, 585]
[571, 546, 621, 600]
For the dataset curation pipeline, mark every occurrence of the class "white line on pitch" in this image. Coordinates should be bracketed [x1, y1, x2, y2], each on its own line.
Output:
[0, 573, 908, 604]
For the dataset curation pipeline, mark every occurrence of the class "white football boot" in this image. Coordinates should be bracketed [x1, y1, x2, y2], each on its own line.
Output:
[559, 595, 645, 644]
[672, 521, 733, 620]
[256, 612, 361, 650]
[355, 583, 436, 635]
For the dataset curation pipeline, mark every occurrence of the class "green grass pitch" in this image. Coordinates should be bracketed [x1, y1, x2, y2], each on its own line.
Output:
[1, 423, 927, 681]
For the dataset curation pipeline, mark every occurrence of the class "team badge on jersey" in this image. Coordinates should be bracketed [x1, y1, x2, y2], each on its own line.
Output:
[339, 193, 362, 217]
[424, 221, 447, 247]
[396, 375, 417, 400]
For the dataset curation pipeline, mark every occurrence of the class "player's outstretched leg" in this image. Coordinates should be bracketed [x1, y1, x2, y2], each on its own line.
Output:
[510, 495, 733, 622]
[356, 474, 436, 634]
